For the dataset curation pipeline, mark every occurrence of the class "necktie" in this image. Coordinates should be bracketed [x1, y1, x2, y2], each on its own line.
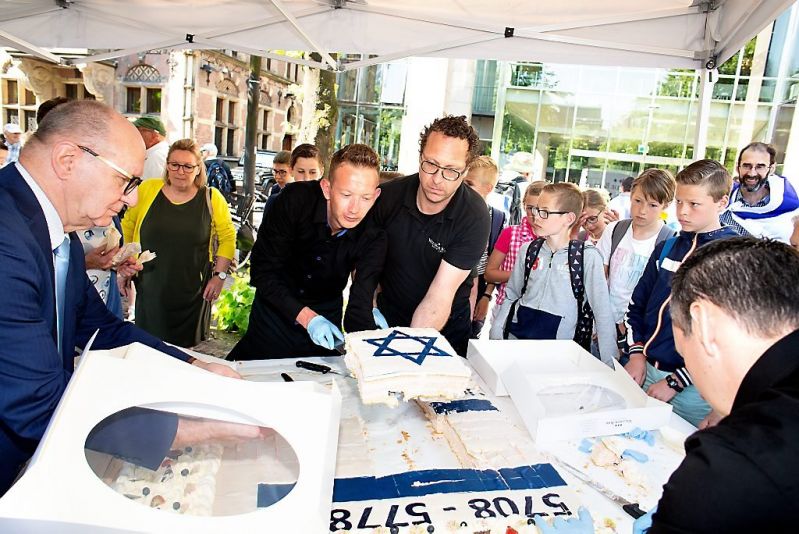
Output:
[54, 236, 70, 357]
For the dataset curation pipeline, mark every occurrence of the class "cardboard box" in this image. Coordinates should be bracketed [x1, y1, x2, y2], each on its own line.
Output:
[467, 339, 595, 396]
[495, 341, 672, 442]
[0, 342, 341, 533]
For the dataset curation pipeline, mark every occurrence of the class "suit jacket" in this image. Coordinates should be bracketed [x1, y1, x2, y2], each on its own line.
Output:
[0, 165, 188, 495]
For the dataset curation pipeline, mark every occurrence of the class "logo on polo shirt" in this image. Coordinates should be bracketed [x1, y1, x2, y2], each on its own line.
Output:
[428, 238, 446, 254]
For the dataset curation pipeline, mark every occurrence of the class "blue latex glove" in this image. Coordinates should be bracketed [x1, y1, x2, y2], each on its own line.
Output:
[633, 506, 656, 534]
[373, 308, 389, 329]
[307, 315, 344, 350]
[538, 507, 594, 533]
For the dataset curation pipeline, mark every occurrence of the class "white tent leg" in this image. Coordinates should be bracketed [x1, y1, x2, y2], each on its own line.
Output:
[0, 30, 62, 63]
[266, 0, 338, 70]
[693, 68, 715, 161]
[490, 61, 511, 165]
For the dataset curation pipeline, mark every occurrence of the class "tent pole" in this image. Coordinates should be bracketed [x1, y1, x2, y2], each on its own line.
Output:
[266, 0, 338, 70]
[0, 30, 62, 63]
[693, 68, 715, 161]
[490, 61, 511, 165]
[242, 55, 262, 221]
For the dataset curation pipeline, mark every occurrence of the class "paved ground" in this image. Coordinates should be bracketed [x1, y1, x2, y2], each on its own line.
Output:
[191, 328, 241, 359]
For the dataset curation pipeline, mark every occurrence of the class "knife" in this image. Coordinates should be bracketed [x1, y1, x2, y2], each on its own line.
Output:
[295, 360, 351, 377]
[555, 460, 647, 519]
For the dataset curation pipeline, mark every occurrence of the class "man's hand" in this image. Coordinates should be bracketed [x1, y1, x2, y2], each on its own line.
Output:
[633, 506, 656, 534]
[85, 245, 119, 270]
[307, 315, 345, 350]
[473, 296, 490, 322]
[117, 275, 133, 299]
[172, 417, 263, 449]
[203, 275, 225, 302]
[115, 257, 143, 278]
[538, 507, 594, 533]
[191, 359, 242, 379]
[373, 308, 389, 329]
[603, 209, 620, 224]
[698, 410, 724, 429]
[647, 379, 677, 402]
[624, 354, 647, 386]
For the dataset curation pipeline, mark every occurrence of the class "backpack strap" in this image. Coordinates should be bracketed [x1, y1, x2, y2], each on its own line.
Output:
[502, 237, 545, 339]
[488, 207, 505, 252]
[608, 219, 633, 265]
[568, 240, 595, 351]
[655, 223, 677, 246]
[657, 236, 678, 270]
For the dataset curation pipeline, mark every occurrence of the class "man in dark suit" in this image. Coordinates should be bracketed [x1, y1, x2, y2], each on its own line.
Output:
[0, 100, 249, 495]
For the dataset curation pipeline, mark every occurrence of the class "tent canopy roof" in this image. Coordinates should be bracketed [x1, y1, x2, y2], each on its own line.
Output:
[0, 0, 795, 71]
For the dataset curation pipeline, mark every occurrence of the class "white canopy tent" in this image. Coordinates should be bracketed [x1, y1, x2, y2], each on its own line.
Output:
[0, 0, 795, 160]
[0, 0, 793, 72]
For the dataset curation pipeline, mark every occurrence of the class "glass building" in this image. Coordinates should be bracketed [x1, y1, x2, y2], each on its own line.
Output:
[335, 55, 407, 171]
[495, 4, 799, 191]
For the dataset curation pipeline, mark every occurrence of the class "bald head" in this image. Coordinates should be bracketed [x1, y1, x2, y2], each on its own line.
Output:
[19, 100, 145, 232]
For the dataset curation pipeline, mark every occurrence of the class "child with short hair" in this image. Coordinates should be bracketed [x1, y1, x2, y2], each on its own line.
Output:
[624, 159, 739, 426]
[485, 181, 545, 311]
[290, 143, 324, 181]
[597, 169, 677, 351]
[464, 156, 506, 337]
[490, 183, 617, 365]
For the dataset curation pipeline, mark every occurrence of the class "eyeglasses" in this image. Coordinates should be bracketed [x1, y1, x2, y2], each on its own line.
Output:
[273, 169, 289, 177]
[533, 207, 570, 219]
[583, 208, 605, 225]
[420, 159, 464, 182]
[524, 204, 538, 213]
[78, 145, 142, 195]
[167, 161, 200, 173]
[739, 162, 771, 173]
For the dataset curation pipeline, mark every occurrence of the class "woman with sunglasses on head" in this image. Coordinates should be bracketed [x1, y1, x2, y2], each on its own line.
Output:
[121, 138, 235, 347]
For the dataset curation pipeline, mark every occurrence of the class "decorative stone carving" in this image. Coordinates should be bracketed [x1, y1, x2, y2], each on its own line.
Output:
[18, 58, 56, 100]
[80, 63, 115, 103]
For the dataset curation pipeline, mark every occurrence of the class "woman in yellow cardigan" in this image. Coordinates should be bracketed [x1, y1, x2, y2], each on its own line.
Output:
[121, 138, 235, 347]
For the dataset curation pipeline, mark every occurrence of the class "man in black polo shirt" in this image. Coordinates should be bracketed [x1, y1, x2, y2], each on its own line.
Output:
[228, 144, 385, 360]
[371, 115, 489, 355]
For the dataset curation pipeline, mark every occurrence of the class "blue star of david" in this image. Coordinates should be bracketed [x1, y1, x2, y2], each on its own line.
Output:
[363, 330, 452, 365]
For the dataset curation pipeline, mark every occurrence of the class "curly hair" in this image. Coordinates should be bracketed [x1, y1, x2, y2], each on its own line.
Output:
[418, 115, 481, 166]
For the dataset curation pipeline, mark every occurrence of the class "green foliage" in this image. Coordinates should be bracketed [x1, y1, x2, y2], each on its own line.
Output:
[212, 271, 255, 335]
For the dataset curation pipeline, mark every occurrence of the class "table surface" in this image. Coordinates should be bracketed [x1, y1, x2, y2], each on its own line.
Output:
[228, 354, 695, 534]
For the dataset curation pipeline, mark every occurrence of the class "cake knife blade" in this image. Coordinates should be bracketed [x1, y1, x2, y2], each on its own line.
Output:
[554, 460, 647, 519]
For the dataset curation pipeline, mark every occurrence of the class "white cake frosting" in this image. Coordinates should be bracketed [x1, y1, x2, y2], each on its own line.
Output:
[344, 328, 472, 407]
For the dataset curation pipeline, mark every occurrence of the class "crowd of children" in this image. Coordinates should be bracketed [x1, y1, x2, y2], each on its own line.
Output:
[471, 157, 742, 427]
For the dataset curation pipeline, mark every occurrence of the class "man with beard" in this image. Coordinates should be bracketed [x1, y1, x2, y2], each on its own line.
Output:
[720, 142, 799, 242]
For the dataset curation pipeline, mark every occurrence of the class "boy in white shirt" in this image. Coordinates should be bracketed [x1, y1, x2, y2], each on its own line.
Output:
[597, 169, 676, 357]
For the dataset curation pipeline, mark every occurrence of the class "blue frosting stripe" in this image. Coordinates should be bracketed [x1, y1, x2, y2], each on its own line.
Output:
[331, 464, 567, 503]
[257, 483, 296, 507]
[428, 399, 498, 414]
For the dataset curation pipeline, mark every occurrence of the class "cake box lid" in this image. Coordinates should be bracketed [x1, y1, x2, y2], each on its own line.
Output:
[0, 341, 342, 533]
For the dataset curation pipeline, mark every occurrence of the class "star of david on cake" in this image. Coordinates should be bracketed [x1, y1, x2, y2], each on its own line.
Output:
[363, 329, 452, 365]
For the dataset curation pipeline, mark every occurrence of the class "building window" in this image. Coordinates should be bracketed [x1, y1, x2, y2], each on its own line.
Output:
[258, 108, 270, 150]
[123, 63, 163, 116]
[24, 89, 35, 106]
[6, 108, 18, 125]
[126, 87, 141, 113]
[6, 80, 18, 104]
[215, 79, 240, 156]
[24, 110, 36, 131]
[266, 58, 272, 71]
[65, 84, 78, 100]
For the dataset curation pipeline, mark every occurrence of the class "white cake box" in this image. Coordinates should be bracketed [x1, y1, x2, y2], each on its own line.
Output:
[467, 338, 590, 396]
[492, 341, 672, 442]
[0, 341, 342, 533]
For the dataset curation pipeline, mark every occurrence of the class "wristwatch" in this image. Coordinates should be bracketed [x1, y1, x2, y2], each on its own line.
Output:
[213, 271, 228, 280]
[665, 374, 684, 393]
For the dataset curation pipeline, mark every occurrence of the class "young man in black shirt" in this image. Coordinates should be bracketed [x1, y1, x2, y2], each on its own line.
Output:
[371, 116, 489, 355]
[228, 144, 385, 359]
